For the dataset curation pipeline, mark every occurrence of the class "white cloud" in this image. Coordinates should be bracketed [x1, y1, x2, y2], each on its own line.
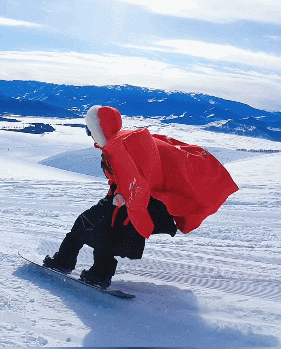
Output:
[0, 50, 281, 111]
[0, 17, 42, 27]
[117, 0, 281, 24]
[263, 35, 281, 42]
[128, 39, 281, 72]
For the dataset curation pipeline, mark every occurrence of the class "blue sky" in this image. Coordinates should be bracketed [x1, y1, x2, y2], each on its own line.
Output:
[1, 0, 281, 111]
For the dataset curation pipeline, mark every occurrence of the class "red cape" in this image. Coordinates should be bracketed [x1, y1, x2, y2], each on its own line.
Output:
[102, 128, 239, 238]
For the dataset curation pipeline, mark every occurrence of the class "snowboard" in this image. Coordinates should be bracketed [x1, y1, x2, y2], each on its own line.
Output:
[18, 252, 135, 299]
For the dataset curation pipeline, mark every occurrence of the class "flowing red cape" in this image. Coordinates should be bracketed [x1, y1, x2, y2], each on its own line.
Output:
[102, 128, 239, 238]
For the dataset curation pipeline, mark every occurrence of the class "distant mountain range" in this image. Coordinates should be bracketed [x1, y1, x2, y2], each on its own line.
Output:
[0, 80, 281, 142]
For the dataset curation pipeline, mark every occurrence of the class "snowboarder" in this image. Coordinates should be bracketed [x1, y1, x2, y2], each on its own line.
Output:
[43, 105, 239, 289]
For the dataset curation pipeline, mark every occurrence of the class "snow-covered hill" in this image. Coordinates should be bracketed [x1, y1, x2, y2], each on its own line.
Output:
[0, 115, 281, 346]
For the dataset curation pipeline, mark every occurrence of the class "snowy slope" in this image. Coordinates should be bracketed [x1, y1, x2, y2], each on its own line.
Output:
[0, 116, 281, 346]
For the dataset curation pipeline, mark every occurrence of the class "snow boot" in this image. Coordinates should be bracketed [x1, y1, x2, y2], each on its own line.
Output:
[43, 233, 83, 273]
[43, 253, 74, 274]
[79, 255, 118, 289]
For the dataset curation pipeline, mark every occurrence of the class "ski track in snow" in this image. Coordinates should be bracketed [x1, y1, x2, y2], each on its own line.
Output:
[1, 178, 281, 347]
[0, 119, 281, 346]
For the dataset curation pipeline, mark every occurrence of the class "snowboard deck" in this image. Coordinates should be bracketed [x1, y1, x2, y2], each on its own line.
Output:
[18, 252, 135, 299]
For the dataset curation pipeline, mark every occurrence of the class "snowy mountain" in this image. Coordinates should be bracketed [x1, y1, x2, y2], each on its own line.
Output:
[0, 80, 281, 142]
[1, 115, 281, 346]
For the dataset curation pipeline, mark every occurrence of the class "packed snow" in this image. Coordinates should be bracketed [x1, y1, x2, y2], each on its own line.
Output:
[0, 114, 281, 347]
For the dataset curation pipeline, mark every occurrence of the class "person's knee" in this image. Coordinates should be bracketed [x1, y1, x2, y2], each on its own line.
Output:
[70, 214, 88, 238]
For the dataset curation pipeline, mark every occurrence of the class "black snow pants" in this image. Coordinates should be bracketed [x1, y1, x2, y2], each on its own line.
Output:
[57, 185, 177, 276]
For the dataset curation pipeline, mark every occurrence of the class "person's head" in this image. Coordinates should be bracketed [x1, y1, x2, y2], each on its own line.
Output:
[85, 105, 122, 147]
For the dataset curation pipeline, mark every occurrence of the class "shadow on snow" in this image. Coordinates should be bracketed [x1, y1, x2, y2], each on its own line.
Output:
[14, 263, 279, 347]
